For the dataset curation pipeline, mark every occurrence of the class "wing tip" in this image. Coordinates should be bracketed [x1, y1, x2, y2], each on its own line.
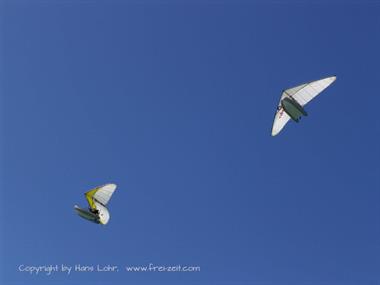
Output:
[271, 128, 280, 137]
[108, 183, 117, 190]
[101, 183, 117, 190]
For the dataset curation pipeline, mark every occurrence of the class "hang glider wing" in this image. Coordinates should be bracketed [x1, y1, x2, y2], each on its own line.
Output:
[271, 76, 336, 136]
[284, 76, 336, 106]
[85, 183, 117, 209]
[94, 201, 111, 225]
[271, 98, 291, 136]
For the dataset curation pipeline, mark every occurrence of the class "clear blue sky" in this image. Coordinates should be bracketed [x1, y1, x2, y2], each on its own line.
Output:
[1, 1, 379, 285]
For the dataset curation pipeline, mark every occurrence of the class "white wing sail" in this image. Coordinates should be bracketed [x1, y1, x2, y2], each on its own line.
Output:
[271, 76, 336, 136]
[285, 76, 336, 106]
[94, 201, 111, 225]
[93, 183, 117, 206]
[271, 100, 291, 136]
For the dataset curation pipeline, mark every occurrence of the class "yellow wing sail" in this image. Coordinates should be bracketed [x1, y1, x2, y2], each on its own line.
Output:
[85, 187, 99, 210]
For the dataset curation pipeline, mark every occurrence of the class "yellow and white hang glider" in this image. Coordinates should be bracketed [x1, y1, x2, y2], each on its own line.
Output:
[74, 183, 117, 225]
[271, 76, 336, 136]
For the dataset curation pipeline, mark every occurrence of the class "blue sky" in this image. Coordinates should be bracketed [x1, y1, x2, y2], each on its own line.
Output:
[1, 1, 379, 285]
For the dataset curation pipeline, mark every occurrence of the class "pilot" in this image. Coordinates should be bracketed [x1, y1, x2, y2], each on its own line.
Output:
[89, 207, 99, 215]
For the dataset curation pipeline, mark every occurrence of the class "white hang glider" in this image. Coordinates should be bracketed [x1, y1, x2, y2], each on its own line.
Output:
[271, 76, 336, 136]
[74, 183, 117, 225]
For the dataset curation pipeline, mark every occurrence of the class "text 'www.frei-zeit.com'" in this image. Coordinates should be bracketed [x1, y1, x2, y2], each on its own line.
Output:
[18, 263, 201, 275]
